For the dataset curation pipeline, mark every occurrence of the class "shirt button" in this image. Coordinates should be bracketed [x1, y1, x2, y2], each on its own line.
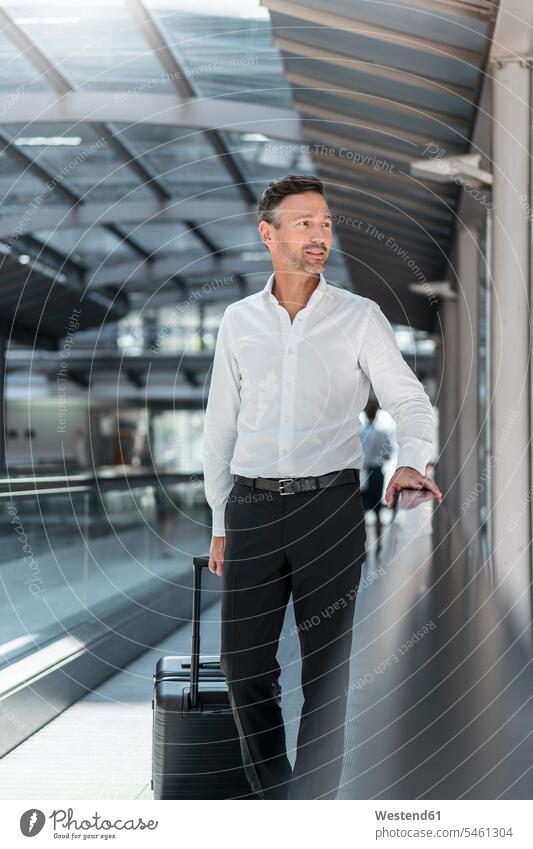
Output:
[285, 381, 291, 387]
[288, 347, 294, 354]
[284, 415, 289, 421]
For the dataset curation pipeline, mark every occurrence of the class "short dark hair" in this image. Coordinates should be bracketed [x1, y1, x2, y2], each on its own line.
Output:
[257, 174, 325, 226]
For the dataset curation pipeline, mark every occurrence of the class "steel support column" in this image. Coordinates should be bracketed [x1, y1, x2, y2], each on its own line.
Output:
[491, 57, 532, 649]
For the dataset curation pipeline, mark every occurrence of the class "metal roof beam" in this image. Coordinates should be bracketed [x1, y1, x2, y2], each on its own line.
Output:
[262, 0, 482, 66]
[0, 140, 147, 272]
[0, 129, 79, 204]
[93, 123, 171, 202]
[124, 0, 258, 204]
[372, 0, 495, 22]
[327, 189, 451, 237]
[335, 220, 448, 262]
[301, 126, 422, 168]
[313, 151, 458, 202]
[123, 0, 194, 100]
[88, 254, 274, 289]
[0, 198, 255, 239]
[275, 37, 474, 100]
[322, 170, 457, 224]
[285, 71, 471, 130]
[107, 224, 153, 260]
[339, 233, 444, 273]
[1, 92, 300, 140]
[183, 222, 223, 257]
[320, 158, 459, 210]
[0, 10, 194, 263]
[0, 9, 72, 94]
[298, 100, 466, 153]
[0, 9, 172, 201]
[15, 234, 86, 276]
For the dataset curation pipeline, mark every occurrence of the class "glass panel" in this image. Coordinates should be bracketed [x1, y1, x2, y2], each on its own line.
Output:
[150, 301, 202, 354]
[0, 26, 51, 92]
[0, 478, 209, 669]
[0, 490, 89, 668]
[152, 410, 204, 470]
[87, 481, 208, 605]
[5, 1, 176, 94]
[120, 124, 243, 201]
[71, 300, 234, 355]
[2, 123, 156, 203]
[124, 221, 203, 258]
[0, 155, 58, 215]
[202, 300, 228, 349]
[218, 130, 315, 187]
[147, 2, 294, 109]
[200, 220, 262, 252]
[33, 225, 134, 266]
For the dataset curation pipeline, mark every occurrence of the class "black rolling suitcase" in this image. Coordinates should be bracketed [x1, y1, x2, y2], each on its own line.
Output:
[152, 554, 258, 799]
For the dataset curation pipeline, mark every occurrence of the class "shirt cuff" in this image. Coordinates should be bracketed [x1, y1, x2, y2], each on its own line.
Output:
[211, 505, 227, 537]
[397, 441, 432, 476]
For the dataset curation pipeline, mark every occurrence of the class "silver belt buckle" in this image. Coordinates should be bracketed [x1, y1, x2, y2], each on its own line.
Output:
[278, 477, 295, 495]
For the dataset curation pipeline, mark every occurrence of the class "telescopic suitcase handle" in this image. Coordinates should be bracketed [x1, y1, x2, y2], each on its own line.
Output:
[190, 556, 209, 708]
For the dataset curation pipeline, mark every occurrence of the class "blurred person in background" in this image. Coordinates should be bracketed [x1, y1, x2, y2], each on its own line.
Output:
[360, 399, 393, 557]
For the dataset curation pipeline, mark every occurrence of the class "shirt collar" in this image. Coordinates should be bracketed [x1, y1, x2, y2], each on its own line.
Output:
[262, 271, 331, 305]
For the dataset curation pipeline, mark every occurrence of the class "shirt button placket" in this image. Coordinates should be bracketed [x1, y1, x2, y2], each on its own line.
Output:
[274, 304, 290, 468]
[282, 311, 304, 469]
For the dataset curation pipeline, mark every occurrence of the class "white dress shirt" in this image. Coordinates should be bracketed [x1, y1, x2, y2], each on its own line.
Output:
[202, 271, 435, 536]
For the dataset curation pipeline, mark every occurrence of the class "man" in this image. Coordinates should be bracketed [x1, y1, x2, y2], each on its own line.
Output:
[360, 399, 394, 557]
[202, 174, 442, 800]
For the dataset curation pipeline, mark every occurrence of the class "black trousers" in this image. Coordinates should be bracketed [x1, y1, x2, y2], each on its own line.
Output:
[220, 470, 367, 800]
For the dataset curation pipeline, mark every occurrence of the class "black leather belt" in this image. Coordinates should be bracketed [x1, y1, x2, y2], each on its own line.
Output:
[233, 468, 360, 496]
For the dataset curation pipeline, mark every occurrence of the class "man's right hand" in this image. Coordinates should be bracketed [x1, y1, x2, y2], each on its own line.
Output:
[208, 535, 226, 576]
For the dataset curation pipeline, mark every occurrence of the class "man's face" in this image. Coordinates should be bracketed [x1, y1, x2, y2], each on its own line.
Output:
[259, 191, 333, 274]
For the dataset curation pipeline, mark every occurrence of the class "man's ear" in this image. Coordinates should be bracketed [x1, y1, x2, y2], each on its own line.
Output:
[258, 220, 272, 250]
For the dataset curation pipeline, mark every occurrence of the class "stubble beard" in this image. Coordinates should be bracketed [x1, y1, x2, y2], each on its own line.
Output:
[278, 243, 327, 275]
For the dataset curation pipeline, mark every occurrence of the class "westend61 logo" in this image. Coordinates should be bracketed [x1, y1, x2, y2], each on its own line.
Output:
[19, 807, 159, 838]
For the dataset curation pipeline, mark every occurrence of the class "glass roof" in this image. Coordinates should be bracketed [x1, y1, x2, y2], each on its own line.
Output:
[3, 2, 174, 92]
[147, 3, 294, 109]
[34, 226, 135, 266]
[121, 221, 204, 257]
[0, 27, 47, 91]
[2, 123, 156, 203]
[0, 154, 56, 210]
[0, 0, 348, 336]
[120, 125, 243, 200]
[0, 0, 495, 344]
